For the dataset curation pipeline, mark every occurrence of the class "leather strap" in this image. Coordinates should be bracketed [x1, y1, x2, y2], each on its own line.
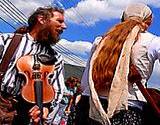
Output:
[136, 81, 160, 117]
[0, 33, 23, 82]
[130, 64, 160, 116]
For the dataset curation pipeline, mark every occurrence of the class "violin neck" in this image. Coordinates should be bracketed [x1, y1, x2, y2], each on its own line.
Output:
[34, 80, 43, 125]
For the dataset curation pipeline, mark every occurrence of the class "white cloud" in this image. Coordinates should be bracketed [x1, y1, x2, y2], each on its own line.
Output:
[59, 39, 92, 59]
[65, 0, 160, 25]
[52, 39, 93, 66]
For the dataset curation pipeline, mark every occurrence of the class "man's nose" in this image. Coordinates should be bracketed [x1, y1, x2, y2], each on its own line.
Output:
[62, 22, 67, 30]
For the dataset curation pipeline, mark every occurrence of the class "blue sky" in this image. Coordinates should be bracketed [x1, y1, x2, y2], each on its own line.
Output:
[0, 0, 160, 88]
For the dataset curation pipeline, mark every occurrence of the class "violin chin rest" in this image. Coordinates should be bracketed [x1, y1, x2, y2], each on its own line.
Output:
[37, 54, 57, 65]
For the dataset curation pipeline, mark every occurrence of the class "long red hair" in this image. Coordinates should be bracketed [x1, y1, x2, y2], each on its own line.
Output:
[92, 19, 142, 91]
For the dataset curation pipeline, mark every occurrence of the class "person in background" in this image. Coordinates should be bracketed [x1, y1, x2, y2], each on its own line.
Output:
[64, 76, 81, 125]
[53, 76, 82, 125]
[77, 3, 160, 125]
[0, 6, 67, 125]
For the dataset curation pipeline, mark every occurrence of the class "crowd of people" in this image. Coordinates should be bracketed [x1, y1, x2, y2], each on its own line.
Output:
[0, 2, 160, 125]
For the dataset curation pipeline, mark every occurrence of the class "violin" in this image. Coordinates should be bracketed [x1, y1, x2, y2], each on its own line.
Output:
[16, 54, 55, 124]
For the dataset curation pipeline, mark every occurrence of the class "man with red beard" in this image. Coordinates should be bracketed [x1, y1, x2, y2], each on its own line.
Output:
[0, 6, 67, 125]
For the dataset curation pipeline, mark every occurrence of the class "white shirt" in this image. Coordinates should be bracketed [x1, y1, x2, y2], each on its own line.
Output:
[130, 31, 160, 101]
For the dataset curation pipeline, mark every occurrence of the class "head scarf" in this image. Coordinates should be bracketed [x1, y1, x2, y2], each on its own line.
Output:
[123, 3, 152, 20]
[88, 3, 152, 125]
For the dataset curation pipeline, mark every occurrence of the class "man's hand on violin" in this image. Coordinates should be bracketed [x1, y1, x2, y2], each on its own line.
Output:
[29, 105, 49, 123]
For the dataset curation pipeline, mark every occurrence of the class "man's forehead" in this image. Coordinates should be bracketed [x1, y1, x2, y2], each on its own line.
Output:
[51, 11, 64, 20]
[52, 11, 64, 16]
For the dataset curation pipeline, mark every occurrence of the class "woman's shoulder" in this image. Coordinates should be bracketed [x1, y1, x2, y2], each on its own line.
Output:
[140, 32, 158, 40]
[137, 32, 159, 46]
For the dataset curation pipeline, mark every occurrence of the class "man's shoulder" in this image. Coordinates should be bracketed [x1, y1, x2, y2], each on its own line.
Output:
[0, 33, 25, 40]
[0, 33, 14, 38]
[0, 33, 15, 43]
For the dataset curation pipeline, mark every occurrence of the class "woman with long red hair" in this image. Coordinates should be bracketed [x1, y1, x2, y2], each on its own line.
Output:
[77, 3, 160, 125]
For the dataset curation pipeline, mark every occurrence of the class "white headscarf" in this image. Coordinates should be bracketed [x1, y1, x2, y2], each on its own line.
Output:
[123, 3, 152, 20]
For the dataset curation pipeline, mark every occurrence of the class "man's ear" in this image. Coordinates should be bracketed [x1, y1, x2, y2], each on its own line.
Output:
[37, 15, 46, 24]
